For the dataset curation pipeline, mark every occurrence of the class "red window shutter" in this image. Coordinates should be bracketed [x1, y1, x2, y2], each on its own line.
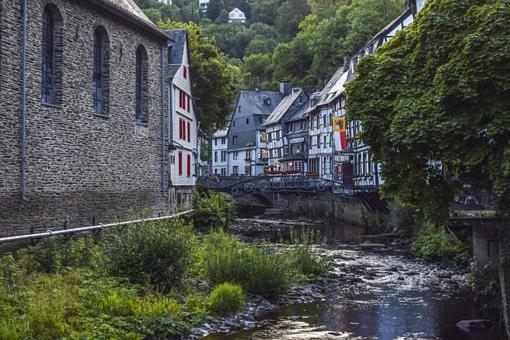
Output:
[187, 122, 191, 142]
[178, 152, 183, 176]
[187, 154, 191, 177]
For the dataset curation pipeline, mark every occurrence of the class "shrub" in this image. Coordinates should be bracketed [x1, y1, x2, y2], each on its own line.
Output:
[193, 192, 237, 229]
[289, 245, 327, 278]
[203, 231, 293, 297]
[15, 237, 101, 274]
[208, 283, 245, 316]
[101, 220, 196, 292]
[413, 227, 469, 262]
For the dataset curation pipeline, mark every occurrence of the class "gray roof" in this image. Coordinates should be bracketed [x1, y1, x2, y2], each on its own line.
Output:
[262, 90, 303, 127]
[167, 29, 187, 79]
[235, 91, 283, 117]
[227, 91, 283, 151]
[287, 98, 311, 122]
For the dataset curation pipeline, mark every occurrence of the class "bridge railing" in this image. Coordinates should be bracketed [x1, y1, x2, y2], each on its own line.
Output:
[198, 175, 378, 196]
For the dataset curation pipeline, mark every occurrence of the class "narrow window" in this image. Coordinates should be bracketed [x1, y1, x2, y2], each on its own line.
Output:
[183, 66, 187, 79]
[93, 27, 110, 115]
[42, 5, 62, 105]
[178, 152, 183, 176]
[135, 45, 148, 123]
[182, 119, 186, 141]
[187, 121, 191, 142]
[187, 154, 191, 177]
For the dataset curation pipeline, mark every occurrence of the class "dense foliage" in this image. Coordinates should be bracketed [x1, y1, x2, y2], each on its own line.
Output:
[207, 283, 245, 316]
[347, 0, 510, 223]
[136, 0, 405, 90]
[102, 220, 196, 292]
[158, 21, 238, 136]
[0, 196, 328, 337]
[193, 191, 237, 229]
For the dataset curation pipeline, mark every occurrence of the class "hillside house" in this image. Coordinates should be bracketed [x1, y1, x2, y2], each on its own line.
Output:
[229, 8, 246, 24]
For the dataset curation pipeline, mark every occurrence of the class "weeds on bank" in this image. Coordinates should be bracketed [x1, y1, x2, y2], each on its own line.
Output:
[0, 195, 328, 339]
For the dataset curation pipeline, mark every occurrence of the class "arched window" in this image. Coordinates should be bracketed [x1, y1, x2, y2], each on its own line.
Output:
[93, 27, 110, 115]
[42, 5, 62, 105]
[135, 45, 148, 123]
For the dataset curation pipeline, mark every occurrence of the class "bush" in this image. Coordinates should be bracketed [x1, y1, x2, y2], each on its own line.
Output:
[289, 245, 327, 278]
[102, 220, 196, 292]
[413, 227, 469, 262]
[208, 283, 244, 316]
[15, 237, 101, 274]
[193, 192, 237, 229]
[202, 231, 293, 297]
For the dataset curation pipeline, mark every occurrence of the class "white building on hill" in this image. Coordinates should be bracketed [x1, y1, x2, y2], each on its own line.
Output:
[229, 8, 246, 24]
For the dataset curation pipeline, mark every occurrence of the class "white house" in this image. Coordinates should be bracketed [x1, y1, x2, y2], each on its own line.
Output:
[212, 129, 228, 176]
[229, 8, 246, 24]
[198, 0, 209, 12]
[158, 0, 172, 5]
[166, 29, 197, 210]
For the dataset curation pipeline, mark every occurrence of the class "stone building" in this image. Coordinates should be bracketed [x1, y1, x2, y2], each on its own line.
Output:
[0, 0, 174, 236]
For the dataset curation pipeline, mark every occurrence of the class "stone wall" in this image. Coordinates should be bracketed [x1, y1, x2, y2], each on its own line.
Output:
[0, 0, 169, 236]
[271, 192, 371, 241]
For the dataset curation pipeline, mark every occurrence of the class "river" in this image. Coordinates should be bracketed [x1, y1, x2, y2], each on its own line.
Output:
[206, 218, 503, 340]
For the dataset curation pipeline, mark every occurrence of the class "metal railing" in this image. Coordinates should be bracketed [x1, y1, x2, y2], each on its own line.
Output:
[0, 210, 194, 245]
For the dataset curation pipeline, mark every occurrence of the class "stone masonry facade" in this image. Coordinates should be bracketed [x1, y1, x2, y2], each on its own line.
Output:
[0, 0, 171, 236]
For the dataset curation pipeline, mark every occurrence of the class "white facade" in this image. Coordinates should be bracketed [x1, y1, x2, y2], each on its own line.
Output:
[266, 123, 283, 170]
[212, 129, 228, 176]
[198, 0, 209, 11]
[308, 107, 333, 179]
[229, 8, 246, 23]
[169, 38, 197, 188]
[158, 0, 172, 5]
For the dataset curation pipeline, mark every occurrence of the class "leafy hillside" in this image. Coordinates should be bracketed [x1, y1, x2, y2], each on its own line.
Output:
[135, 0, 404, 89]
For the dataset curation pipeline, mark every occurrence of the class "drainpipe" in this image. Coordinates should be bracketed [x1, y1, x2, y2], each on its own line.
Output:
[159, 47, 166, 198]
[20, 0, 29, 202]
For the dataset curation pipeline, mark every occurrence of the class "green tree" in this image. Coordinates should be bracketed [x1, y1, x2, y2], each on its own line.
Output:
[275, 0, 310, 41]
[242, 53, 274, 89]
[299, 0, 402, 83]
[159, 21, 238, 136]
[250, 0, 278, 25]
[245, 36, 277, 55]
[207, 0, 224, 21]
[347, 0, 510, 222]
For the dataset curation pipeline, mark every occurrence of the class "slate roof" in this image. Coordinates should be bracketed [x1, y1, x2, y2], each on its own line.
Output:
[227, 91, 283, 151]
[213, 129, 228, 138]
[287, 97, 311, 122]
[166, 29, 187, 79]
[262, 90, 304, 127]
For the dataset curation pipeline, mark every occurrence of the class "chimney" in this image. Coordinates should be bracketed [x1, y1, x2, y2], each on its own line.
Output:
[343, 55, 351, 72]
[406, 0, 417, 14]
[280, 81, 292, 96]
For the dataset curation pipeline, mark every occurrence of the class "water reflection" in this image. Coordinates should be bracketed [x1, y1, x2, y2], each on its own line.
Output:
[207, 245, 503, 340]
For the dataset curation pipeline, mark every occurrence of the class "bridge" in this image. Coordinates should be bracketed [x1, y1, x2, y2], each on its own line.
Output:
[198, 175, 388, 214]
[198, 175, 378, 196]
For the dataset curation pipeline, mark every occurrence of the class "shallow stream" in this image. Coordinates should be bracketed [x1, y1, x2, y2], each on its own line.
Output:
[207, 219, 503, 340]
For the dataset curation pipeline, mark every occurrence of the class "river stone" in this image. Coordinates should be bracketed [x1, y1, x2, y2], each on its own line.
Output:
[191, 328, 209, 336]
[456, 319, 491, 330]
